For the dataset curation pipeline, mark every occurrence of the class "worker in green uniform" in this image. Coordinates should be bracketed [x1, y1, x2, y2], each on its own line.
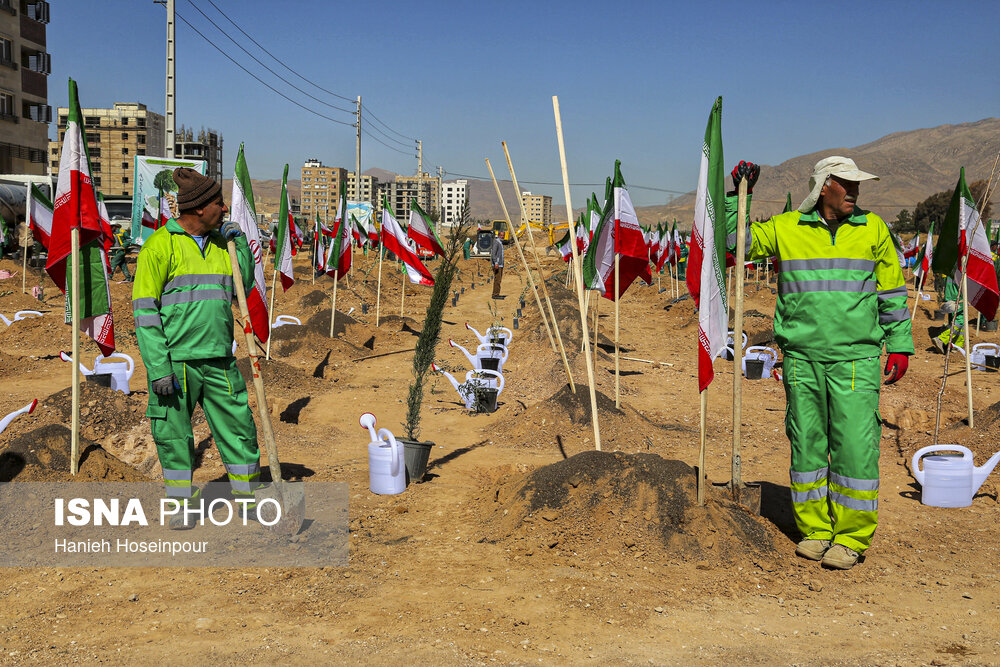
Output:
[132, 168, 260, 530]
[109, 223, 133, 282]
[933, 275, 964, 352]
[462, 236, 472, 260]
[729, 157, 913, 570]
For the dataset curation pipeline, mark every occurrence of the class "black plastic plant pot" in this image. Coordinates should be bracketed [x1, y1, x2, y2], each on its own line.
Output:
[361, 303, 369, 314]
[86, 373, 112, 388]
[745, 360, 766, 380]
[480, 357, 501, 373]
[400, 439, 434, 484]
[473, 387, 499, 413]
[985, 320, 999, 332]
[513, 318, 519, 330]
[516, 308, 522, 318]
[985, 355, 1000, 369]
[461, 287, 465, 294]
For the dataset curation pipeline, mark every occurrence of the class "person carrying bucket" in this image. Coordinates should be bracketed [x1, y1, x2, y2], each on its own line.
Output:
[132, 168, 262, 530]
[727, 157, 914, 570]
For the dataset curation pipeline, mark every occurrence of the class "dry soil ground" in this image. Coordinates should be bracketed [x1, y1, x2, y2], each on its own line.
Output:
[0, 244, 998, 665]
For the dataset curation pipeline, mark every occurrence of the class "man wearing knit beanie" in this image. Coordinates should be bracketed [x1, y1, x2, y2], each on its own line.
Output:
[132, 167, 263, 529]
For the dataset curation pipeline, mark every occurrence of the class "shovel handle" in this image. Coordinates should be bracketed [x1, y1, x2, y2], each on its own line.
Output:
[227, 240, 284, 485]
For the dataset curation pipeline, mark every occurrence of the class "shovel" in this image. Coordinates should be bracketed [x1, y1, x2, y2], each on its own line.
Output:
[227, 239, 306, 536]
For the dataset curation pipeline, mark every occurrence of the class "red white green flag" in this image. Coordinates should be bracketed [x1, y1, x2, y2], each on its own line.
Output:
[27, 182, 54, 249]
[932, 168, 998, 320]
[231, 143, 270, 342]
[686, 97, 727, 392]
[913, 221, 934, 283]
[407, 199, 446, 257]
[273, 164, 295, 291]
[381, 197, 433, 286]
[613, 160, 646, 259]
[315, 214, 331, 271]
[324, 179, 352, 281]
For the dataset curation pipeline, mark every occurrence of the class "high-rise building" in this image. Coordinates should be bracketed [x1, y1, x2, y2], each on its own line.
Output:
[175, 125, 223, 183]
[440, 179, 468, 226]
[520, 191, 552, 226]
[300, 158, 346, 224]
[379, 172, 440, 223]
[0, 0, 51, 175]
[49, 102, 166, 196]
[346, 171, 378, 205]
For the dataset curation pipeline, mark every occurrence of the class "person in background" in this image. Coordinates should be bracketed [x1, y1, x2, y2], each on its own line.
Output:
[108, 222, 133, 282]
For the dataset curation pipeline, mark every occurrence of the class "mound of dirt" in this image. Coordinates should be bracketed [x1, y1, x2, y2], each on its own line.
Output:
[493, 384, 695, 454]
[236, 356, 328, 395]
[0, 424, 149, 482]
[478, 451, 778, 566]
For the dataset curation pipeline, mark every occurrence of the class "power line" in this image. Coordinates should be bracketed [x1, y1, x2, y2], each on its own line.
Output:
[172, 10, 355, 127]
[361, 127, 412, 156]
[441, 170, 688, 194]
[363, 118, 414, 150]
[202, 0, 356, 104]
[183, 0, 355, 115]
[361, 103, 417, 142]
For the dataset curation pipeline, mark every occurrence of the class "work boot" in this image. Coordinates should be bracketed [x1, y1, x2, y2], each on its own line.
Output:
[795, 539, 831, 561]
[166, 489, 202, 530]
[821, 543, 860, 570]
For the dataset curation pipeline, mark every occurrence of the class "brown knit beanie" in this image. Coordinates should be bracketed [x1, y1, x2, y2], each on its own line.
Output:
[173, 167, 221, 211]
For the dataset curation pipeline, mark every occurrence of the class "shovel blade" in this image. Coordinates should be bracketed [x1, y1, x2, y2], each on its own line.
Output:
[713, 481, 762, 515]
[255, 481, 306, 536]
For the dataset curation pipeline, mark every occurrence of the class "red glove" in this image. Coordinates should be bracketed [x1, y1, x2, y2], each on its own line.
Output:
[884, 353, 909, 384]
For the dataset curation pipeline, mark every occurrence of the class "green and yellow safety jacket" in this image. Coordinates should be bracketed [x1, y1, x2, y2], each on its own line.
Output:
[132, 219, 254, 381]
[735, 204, 913, 361]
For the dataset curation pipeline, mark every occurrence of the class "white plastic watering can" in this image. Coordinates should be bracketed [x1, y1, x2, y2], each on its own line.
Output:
[0, 310, 43, 326]
[721, 330, 748, 361]
[743, 346, 777, 379]
[465, 323, 513, 348]
[272, 315, 302, 329]
[432, 365, 505, 411]
[449, 339, 510, 373]
[0, 399, 37, 436]
[59, 351, 135, 394]
[969, 343, 999, 371]
[912, 445, 1000, 508]
[360, 412, 406, 495]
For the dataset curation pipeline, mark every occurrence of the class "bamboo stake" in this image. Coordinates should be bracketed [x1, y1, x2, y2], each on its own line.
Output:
[698, 389, 707, 506]
[963, 270, 974, 428]
[594, 295, 600, 362]
[375, 245, 384, 327]
[911, 272, 926, 320]
[329, 274, 339, 337]
[69, 228, 81, 475]
[732, 178, 748, 492]
[265, 269, 278, 360]
[621, 356, 674, 367]
[311, 227, 317, 285]
[553, 95, 600, 450]
[614, 254, 620, 408]
[483, 158, 557, 353]
[21, 223, 28, 293]
[400, 268, 406, 317]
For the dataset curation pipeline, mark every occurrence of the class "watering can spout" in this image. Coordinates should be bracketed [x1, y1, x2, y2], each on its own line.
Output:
[449, 339, 476, 367]
[972, 450, 1000, 494]
[432, 364, 460, 392]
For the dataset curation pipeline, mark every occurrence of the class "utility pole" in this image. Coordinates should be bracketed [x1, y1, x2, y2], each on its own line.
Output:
[416, 140, 422, 176]
[355, 96, 362, 204]
[164, 0, 175, 158]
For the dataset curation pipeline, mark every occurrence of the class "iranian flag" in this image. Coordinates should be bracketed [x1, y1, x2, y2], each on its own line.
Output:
[231, 143, 270, 343]
[380, 197, 433, 285]
[324, 180, 352, 281]
[587, 193, 601, 247]
[913, 221, 934, 284]
[904, 233, 920, 260]
[96, 194, 113, 255]
[556, 225, 575, 262]
[408, 199, 446, 257]
[49, 78, 115, 356]
[932, 168, 999, 321]
[290, 218, 304, 254]
[352, 215, 368, 247]
[27, 183, 54, 249]
[273, 164, 295, 291]
[315, 214, 331, 272]
[686, 97, 727, 392]
[612, 160, 646, 259]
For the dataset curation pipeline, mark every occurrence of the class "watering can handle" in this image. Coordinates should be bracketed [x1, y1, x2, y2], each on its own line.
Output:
[911, 445, 973, 484]
[378, 427, 400, 476]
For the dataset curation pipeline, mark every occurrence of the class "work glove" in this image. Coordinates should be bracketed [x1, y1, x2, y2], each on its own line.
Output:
[884, 353, 909, 384]
[220, 220, 243, 241]
[151, 374, 179, 396]
[730, 161, 761, 193]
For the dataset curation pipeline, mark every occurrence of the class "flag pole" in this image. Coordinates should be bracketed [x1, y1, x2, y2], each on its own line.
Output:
[484, 157, 558, 354]
[731, 178, 749, 494]
[963, 268, 974, 428]
[553, 95, 600, 450]
[400, 267, 405, 317]
[329, 273, 338, 337]
[911, 273, 925, 320]
[311, 227, 317, 286]
[375, 244, 384, 328]
[21, 222, 29, 294]
[502, 142, 575, 391]
[593, 296, 599, 364]
[265, 269, 277, 360]
[70, 227, 80, 475]
[614, 254, 620, 408]
[698, 389, 707, 506]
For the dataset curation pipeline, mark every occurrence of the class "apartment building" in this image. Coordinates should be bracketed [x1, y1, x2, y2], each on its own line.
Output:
[520, 191, 552, 226]
[300, 158, 345, 223]
[440, 179, 468, 226]
[49, 102, 166, 196]
[346, 171, 378, 205]
[0, 0, 51, 175]
[175, 125, 222, 183]
[379, 172, 440, 222]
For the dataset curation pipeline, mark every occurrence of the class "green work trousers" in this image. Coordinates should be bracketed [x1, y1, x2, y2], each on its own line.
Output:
[109, 251, 131, 280]
[146, 357, 260, 501]
[783, 356, 881, 553]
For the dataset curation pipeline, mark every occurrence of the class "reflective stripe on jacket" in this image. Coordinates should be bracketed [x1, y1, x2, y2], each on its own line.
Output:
[132, 218, 255, 380]
[743, 205, 914, 361]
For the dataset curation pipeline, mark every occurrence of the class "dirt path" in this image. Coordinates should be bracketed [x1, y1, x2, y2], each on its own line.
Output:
[0, 249, 998, 665]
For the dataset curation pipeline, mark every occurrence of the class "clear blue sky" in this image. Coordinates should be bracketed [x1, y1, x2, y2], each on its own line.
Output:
[49, 0, 999, 207]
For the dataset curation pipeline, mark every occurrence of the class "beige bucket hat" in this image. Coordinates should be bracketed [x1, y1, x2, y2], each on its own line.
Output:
[798, 156, 879, 212]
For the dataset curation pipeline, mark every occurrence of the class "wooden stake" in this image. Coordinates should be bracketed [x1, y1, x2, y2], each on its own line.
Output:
[502, 142, 576, 393]
[311, 227, 317, 285]
[614, 254, 620, 408]
[963, 269, 974, 428]
[553, 95, 600, 450]
[329, 274, 339, 338]
[594, 295, 600, 364]
[911, 272, 926, 320]
[483, 158, 558, 353]
[375, 245, 384, 327]
[698, 389, 707, 506]
[732, 178, 748, 492]
[70, 228, 80, 475]
[400, 268, 406, 317]
[21, 224, 28, 293]
[265, 269, 278, 360]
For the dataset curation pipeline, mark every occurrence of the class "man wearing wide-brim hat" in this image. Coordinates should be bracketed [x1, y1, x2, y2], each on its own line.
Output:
[728, 156, 914, 569]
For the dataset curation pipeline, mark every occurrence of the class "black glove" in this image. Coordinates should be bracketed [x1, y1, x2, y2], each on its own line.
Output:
[220, 220, 243, 241]
[151, 374, 179, 396]
[731, 161, 761, 193]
